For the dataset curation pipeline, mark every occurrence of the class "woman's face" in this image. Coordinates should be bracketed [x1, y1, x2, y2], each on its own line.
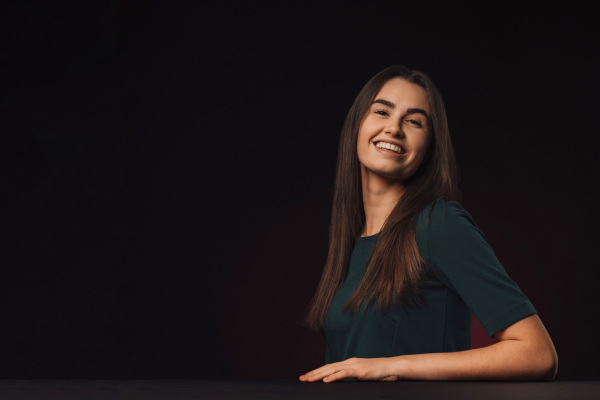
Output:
[357, 78, 432, 183]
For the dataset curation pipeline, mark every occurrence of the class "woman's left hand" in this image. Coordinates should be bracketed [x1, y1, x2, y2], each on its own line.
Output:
[299, 357, 399, 383]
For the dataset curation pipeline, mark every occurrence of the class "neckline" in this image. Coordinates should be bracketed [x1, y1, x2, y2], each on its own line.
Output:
[358, 232, 379, 240]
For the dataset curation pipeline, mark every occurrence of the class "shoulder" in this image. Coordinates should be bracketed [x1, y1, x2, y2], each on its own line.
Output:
[417, 200, 476, 229]
[416, 200, 486, 261]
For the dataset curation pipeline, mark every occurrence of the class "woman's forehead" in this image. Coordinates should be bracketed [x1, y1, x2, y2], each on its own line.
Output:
[372, 78, 430, 112]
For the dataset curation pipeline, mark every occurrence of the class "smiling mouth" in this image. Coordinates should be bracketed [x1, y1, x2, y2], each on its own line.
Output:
[374, 141, 406, 155]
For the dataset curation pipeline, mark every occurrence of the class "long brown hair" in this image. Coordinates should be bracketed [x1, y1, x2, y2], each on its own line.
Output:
[305, 65, 460, 331]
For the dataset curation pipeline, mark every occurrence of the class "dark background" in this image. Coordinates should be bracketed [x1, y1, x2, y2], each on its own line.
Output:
[2, 0, 599, 381]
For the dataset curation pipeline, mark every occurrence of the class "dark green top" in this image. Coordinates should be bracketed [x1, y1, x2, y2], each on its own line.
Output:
[323, 200, 536, 363]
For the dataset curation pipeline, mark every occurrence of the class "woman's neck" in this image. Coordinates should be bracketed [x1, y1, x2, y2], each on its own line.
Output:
[360, 167, 405, 237]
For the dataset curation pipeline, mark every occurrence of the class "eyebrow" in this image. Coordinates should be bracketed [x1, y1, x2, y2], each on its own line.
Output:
[372, 99, 430, 119]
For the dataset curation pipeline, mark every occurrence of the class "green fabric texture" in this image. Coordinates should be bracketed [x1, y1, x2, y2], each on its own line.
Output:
[323, 200, 536, 364]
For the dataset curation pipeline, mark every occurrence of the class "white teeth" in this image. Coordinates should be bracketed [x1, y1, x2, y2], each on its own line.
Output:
[375, 142, 403, 154]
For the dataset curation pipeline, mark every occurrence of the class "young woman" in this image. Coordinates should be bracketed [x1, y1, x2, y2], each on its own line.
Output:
[299, 65, 557, 382]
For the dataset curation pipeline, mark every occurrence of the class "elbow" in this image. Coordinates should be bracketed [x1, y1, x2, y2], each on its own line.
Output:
[517, 340, 558, 381]
[544, 351, 558, 381]
[536, 345, 558, 381]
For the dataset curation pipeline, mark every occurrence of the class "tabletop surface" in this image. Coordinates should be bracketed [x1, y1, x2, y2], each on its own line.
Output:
[0, 379, 598, 400]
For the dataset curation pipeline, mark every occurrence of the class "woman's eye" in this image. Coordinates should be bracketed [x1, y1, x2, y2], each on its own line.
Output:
[375, 110, 389, 116]
[406, 119, 422, 127]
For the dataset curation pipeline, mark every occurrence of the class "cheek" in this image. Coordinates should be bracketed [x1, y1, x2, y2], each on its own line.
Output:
[409, 139, 430, 165]
[357, 142, 368, 165]
[417, 132, 432, 158]
[356, 128, 370, 160]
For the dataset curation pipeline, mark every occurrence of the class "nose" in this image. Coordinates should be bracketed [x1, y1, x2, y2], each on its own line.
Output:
[384, 120, 404, 137]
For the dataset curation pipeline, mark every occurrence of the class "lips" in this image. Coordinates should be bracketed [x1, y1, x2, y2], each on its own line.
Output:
[373, 141, 406, 155]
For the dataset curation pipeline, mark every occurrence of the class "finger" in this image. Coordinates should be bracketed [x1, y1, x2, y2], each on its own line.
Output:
[303, 366, 340, 382]
[300, 363, 341, 382]
[323, 369, 353, 383]
[299, 371, 329, 382]
[299, 367, 325, 381]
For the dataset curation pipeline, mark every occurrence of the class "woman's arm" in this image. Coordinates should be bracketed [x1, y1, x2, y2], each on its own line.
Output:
[299, 314, 557, 382]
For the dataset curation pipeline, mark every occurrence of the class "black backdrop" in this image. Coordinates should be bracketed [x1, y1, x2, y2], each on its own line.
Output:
[2, 1, 599, 381]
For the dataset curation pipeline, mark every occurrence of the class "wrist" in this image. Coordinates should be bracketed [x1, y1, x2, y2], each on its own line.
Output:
[388, 355, 412, 380]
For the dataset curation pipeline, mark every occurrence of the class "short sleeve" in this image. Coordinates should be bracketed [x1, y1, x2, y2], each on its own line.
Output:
[419, 201, 537, 337]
